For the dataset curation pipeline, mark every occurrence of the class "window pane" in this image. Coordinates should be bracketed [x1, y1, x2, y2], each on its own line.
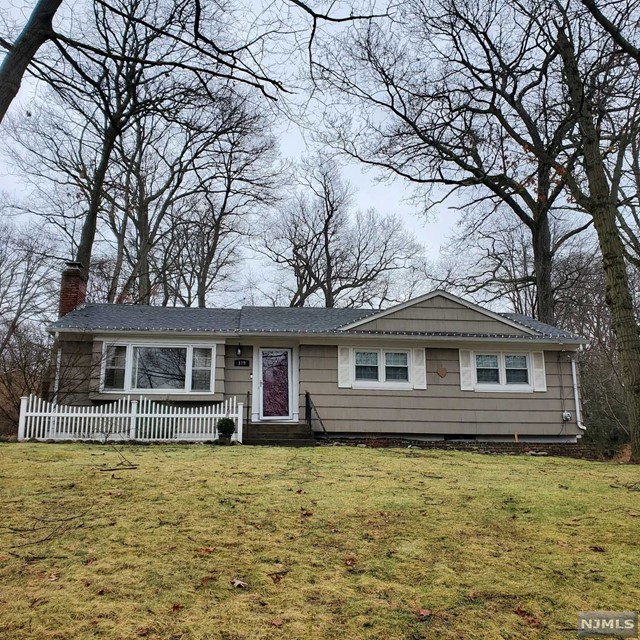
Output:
[476, 354, 499, 384]
[506, 368, 529, 384]
[355, 365, 379, 381]
[191, 369, 212, 391]
[193, 347, 212, 369]
[385, 352, 408, 367]
[476, 355, 498, 369]
[355, 351, 378, 366]
[104, 345, 126, 390]
[505, 355, 527, 369]
[477, 368, 500, 383]
[384, 351, 408, 381]
[385, 366, 409, 381]
[133, 347, 187, 390]
[104, 367, 125, 390]
[106, 345, 126, 368]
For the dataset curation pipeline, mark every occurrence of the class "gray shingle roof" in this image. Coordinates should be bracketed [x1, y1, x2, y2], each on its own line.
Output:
[49, 303, 584, 342]
[238, 306, 373, 332]
[501, 313, 582, 340]
[50, 304, 241, 332]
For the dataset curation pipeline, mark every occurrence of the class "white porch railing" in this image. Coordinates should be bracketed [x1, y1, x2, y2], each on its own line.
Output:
[17, 395, 243, 443]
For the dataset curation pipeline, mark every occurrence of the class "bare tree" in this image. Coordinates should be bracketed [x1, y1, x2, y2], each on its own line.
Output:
[156, 117, 279, 307]
[258, 158, 425, 308]
[0, 221, 58, 353]
[4, 0, 280, 306]
[0, 0, 389, 123]
[311, 0, 598, 323]
[552, 6, 640, 461]
[436, 211, 600, 318]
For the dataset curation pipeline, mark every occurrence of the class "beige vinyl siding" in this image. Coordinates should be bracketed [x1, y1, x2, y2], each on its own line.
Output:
[224, 344, 252, 401]
[300, 345, 581, 437]
[352, 295, 530, 335]
[57, 334, 95, 405]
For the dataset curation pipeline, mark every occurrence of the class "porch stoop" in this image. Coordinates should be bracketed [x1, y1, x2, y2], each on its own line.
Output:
[244, 422, 317, 446]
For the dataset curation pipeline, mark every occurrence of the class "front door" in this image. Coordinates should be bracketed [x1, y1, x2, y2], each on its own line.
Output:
[259, 348, 292, 420]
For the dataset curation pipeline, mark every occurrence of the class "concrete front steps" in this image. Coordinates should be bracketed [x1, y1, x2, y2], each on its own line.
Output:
[244, 422, 317, 446]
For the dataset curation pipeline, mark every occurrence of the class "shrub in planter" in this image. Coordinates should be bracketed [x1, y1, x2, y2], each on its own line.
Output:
[217, 417, 236, 444]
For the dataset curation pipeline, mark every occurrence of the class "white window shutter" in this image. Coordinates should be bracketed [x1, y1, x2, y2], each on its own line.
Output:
[412, 348, 427, 389]
[459, 349, 474, 391]
[532, 351, 547, 392]
[338, 347, 352, 388]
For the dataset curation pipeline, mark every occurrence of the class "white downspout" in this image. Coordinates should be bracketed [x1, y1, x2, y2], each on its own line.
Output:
[53, 331, 62, 404]
[570, 357, 586, 431]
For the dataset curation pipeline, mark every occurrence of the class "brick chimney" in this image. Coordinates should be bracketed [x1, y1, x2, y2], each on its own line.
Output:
[58, 261, 87, 317]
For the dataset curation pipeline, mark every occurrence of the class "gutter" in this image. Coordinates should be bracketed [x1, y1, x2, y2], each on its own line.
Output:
[570, 356, 586, 431]
[48, 327, 587, 345]
[53, 331, 62, 403]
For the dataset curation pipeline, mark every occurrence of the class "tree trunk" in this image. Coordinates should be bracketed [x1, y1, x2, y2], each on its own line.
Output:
[0, 0, 62, 123]
[532, 217, 555, 324]
[557, 26, 640, 462]
[75, 122, 120, 281]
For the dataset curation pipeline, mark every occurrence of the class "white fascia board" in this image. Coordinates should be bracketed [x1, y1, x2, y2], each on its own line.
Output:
[93, 332, 228, 343]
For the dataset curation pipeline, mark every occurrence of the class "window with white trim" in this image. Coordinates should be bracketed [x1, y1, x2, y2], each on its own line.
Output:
[473, 352, 532, 390]
[101, 343, 216, 393]
[104, 345, 127, 390]
[338, 347, 428, 390]
[354, 349, 411, 385]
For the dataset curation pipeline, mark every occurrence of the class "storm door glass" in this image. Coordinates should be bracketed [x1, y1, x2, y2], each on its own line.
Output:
[261, 349, 290, 418]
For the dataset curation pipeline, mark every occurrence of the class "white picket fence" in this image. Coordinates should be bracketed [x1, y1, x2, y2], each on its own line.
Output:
[17, 395, 243, 443]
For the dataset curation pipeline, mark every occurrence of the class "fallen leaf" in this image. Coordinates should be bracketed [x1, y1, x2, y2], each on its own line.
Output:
[418, 609, 432, 619]
[270, 574, 282, 584]
[301, 509, 313, 517]
[197, 547, 215, 555]
[171, 603, 184, 612]
[30, 598, 47, 608]
[514, 607, 542, 627]
[345, 557, 356, 567]
[136, 627, 151, 637]
[557, 541, 569, 547]
[589, 546, 606, 552]
[48, 572, 60, 581]
[296, 489, 305, 494]
[271, 619, 284, 628]
[97, 589, 105, 596]
[200, 575, 216, 587]
[231, 578, 248, 589]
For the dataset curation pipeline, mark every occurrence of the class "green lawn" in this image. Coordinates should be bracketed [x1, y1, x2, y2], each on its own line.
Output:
[0, 444, 638, 639]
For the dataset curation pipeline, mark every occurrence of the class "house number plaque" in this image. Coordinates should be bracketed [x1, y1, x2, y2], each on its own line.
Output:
[234, 359, 250, 367]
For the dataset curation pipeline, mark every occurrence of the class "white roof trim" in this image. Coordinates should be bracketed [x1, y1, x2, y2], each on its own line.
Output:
[337, 290, 538, 335]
